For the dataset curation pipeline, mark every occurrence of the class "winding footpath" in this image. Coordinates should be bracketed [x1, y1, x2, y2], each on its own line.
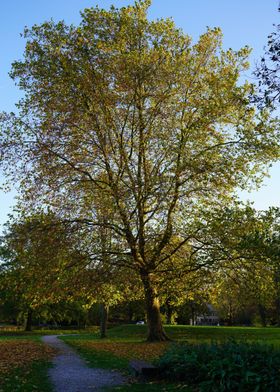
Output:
[42, 335, 127, 392]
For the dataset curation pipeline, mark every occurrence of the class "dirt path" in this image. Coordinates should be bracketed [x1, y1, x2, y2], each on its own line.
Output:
[42, 335, 127, 392]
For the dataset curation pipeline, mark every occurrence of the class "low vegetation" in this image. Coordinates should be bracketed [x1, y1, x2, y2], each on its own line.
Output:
[157, 341, 280, 391]
[3, 325, 280, 391]
[61, 325, 280, 391]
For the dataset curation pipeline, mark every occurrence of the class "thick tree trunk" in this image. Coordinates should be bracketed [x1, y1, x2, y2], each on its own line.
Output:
[100, 303, 109, 339]
[25, 309, 33, 332]
[141, 272, 170, 341]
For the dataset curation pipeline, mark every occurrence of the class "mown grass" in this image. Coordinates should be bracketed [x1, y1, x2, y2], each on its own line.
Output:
[62, 325, 280, 392]
[3, 325, 280, 392]
[0, 327, 97, 338]
[62, 324, 280, 345]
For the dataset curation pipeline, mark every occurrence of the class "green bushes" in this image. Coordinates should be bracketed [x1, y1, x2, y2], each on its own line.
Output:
[157, 341, 280, 391]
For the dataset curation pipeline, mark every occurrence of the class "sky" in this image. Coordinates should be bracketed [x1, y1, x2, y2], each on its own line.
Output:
[0, 0, 279, 228]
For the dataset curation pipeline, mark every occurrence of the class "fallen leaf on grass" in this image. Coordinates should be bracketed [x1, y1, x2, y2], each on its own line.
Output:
[71, 340, 169, 361]
[0, 340, 56, 375]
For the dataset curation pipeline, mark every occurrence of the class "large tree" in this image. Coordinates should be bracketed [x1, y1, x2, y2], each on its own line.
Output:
[1, 1, 280, 340]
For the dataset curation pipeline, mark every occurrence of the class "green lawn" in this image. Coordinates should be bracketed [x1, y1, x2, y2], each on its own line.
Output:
[3, 324, 280, 392]
[62, 324, 280, 345]
[61, 324, 280, 391]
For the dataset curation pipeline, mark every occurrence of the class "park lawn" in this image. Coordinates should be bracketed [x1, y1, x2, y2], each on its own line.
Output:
[61, 324, 280, 368]
[0, 337, 56, 392]
[0, 327, 97, 338]
[2, 325, 280, 392]
[0, 360, 54, 392]
[62, 324, 280, 345]
[62, 324, 280, 392]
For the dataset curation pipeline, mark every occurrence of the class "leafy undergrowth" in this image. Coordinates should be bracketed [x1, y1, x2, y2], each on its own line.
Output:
[0, 339, 57, 392]
[157, 341, 280, 391]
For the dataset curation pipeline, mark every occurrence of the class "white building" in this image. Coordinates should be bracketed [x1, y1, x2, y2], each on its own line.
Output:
[190, 304, 220, 326]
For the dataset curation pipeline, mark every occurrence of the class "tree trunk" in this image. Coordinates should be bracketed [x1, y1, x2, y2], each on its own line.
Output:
[228, 302, 233, 326]
[274, 293, 280, 326]
[25, 309, 33, 332]
[141, 272, 170, 341]
[100, 303, 109, 339]
[165, 298, 173, 325]
[127, 303, 133, 323]
[274, 268, 280, 326]
[190, 303, 195, 325]
[258, 303, 267, 327]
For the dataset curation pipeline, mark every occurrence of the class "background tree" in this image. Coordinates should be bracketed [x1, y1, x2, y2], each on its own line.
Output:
[0, 213, 87, 330]
[1, 1, 280, 340]
[255, 10, 280, 109]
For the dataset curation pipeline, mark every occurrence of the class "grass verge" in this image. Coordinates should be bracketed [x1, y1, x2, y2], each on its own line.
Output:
[0, 360, 53, 392]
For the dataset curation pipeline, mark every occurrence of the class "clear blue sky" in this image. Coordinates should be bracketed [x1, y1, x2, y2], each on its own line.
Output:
[0, 0, 279, 228]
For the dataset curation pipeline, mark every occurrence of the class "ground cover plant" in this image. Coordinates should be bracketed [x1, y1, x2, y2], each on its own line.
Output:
[157, 341, 280, 391]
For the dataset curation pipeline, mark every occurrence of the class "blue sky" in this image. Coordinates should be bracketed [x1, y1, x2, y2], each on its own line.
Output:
[0, 0, 279, 227]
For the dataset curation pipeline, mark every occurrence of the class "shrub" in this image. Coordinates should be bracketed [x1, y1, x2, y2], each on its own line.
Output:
[157, 341, 280, 391]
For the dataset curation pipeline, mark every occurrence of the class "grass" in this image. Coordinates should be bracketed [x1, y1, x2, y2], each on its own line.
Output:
[0, 327, 95, 392]
[0, 327, 97, 337]
[61, 324, 280, 345]
[0, 360, 53, 392]
[61, 324, 280, 391]
[0, 333, 57, 392]
[3, 324, 280, 392]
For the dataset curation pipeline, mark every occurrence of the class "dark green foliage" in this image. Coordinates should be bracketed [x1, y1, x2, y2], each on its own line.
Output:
[157, 341, 280, 391]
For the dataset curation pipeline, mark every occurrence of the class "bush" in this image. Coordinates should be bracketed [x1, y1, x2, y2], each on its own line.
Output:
[157, 341, 280, 391]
